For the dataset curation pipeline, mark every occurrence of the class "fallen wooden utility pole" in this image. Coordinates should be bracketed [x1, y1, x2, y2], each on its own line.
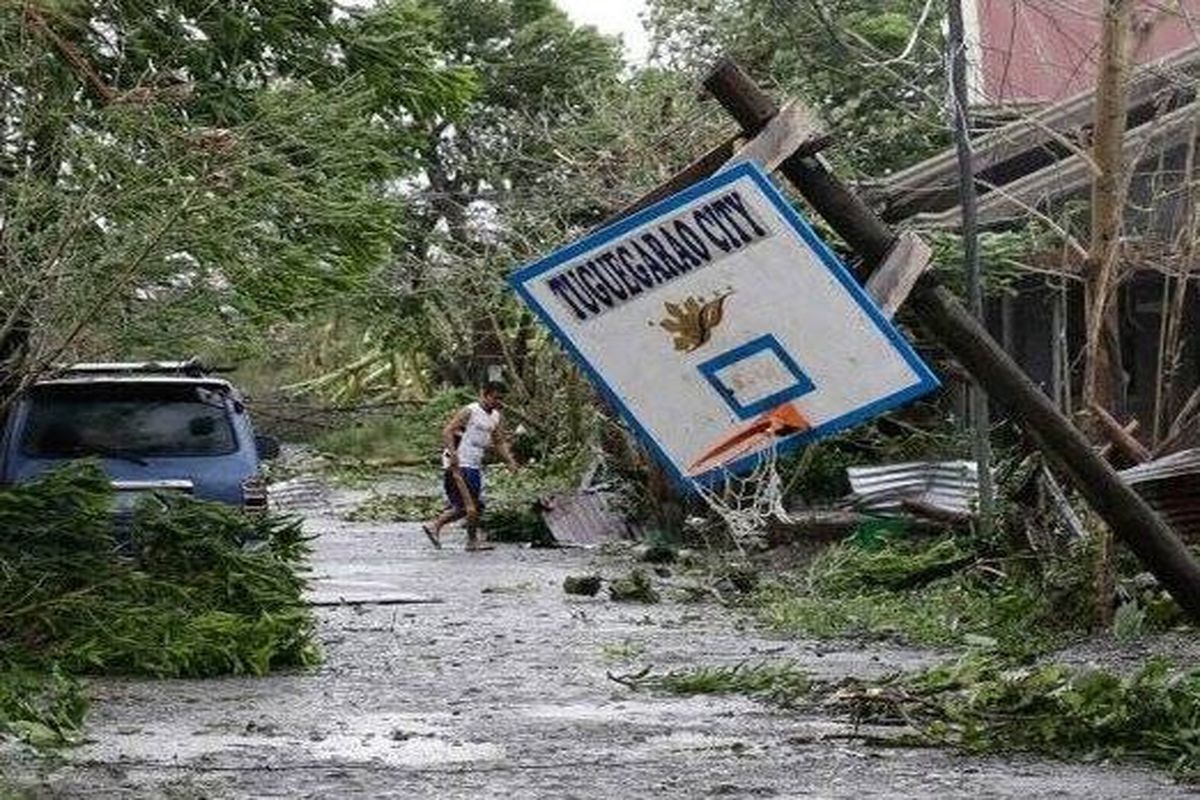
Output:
[701, 58, 1200, 621]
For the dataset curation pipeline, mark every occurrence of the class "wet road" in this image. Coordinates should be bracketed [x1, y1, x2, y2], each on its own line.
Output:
[4, 508, 1195, 798]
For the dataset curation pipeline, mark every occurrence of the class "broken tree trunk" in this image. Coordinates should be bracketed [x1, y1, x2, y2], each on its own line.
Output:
[1086, 0, 1135, 627]
[702, 58, 1200, 623]
[1083, 0, 1133, 421]
[901, 498, 973, 527]
[1097, 417, 1141, 461]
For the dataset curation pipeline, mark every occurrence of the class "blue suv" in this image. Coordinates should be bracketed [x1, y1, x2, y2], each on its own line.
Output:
[0, 361, 279, 511]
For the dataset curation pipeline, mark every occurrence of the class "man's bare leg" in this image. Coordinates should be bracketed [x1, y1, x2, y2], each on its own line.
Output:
[464, 513, 494, 550]
[424, 507, 465, 548]
[465, 513, 480, 549]
[432, 508, 465, 532]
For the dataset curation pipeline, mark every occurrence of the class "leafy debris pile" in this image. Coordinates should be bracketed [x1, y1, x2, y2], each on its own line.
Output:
[852, 656, 1200, 777]
[0, 665, 86, 749]
[0, 463, 318, 746]
[619, 657, 1200, 778]
[481, 505, 555, 545]
[608, 568, 661, 604]
[750, 535, 1094, 657]
[624, 661, 813, 707]
[563, 574, 603, 596]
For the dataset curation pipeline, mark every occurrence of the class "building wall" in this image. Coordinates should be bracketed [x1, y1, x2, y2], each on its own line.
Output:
[986, 272, 1199, 444]
[972, 0, 1200, 108]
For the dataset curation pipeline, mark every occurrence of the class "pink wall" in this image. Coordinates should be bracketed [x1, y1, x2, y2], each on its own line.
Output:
[975, 0, 1200, 106]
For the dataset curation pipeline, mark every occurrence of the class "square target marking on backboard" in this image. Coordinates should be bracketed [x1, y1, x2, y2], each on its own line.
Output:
[697, 334, 815, 421]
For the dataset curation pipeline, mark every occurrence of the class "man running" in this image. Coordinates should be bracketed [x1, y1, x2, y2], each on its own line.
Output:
[423, 381, 519, 550]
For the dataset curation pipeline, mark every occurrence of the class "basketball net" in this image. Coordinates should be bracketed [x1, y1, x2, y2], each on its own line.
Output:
[690, 444, 789, 546]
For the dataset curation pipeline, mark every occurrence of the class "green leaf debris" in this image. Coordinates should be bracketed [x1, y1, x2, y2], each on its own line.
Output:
[0, 463, 318, 747]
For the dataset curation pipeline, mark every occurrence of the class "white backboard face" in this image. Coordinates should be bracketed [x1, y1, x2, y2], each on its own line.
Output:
[510, 163, 939, 488]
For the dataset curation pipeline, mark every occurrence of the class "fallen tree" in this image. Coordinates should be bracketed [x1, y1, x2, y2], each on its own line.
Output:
[0, 462, 318, 746]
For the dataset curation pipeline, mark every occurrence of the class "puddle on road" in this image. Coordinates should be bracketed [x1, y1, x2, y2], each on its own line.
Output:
[307, 732, 504, 768]
[639, 730, 752, 753]
[73, 712, 505, 770]
[522, 696, 757, 725]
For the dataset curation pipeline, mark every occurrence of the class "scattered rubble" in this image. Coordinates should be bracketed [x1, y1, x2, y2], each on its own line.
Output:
[563, 575, 603, 596]
[608, 569, 661, 604]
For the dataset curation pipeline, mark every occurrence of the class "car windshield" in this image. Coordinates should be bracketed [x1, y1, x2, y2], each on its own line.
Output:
[22, 383, 237, 458]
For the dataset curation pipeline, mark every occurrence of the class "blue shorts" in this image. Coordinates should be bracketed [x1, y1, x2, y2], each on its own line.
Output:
[444, 467, 484, 513]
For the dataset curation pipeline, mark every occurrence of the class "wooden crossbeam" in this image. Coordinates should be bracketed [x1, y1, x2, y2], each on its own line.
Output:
[865, 232, 932, 318]
[1090, 403, 1153, 464]
[720, 99, 828, 174]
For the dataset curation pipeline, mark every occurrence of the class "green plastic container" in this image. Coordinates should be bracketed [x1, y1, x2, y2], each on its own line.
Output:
[851, 517, 910, 550]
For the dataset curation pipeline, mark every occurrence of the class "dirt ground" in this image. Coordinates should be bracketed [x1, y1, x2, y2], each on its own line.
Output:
[2, 478, 1196, 799]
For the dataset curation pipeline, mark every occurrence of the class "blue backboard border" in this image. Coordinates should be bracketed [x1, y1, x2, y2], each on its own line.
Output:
[507, 161, 940, 492]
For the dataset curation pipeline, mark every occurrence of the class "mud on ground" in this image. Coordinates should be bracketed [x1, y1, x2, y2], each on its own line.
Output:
[2, 479, 1194, 799]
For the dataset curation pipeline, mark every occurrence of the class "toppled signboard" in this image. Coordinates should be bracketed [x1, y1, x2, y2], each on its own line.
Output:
[508, 162, 938, 490]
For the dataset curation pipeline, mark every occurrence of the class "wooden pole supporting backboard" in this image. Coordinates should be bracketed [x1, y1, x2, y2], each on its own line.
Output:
[702, 58, 1200, 621]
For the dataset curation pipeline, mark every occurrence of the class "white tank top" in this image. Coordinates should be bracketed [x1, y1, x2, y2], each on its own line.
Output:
[453, 402, 499, 469]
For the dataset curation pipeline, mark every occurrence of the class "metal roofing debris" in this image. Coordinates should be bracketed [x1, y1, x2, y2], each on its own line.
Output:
[840, 446, 1200, 539]
[847, 460, 979, 517]
[1121, 447, 1200, 483]
[540, 490, 629, 546]
[911, 100, 1200, 229]
[1120, 448, 1200, 541]
[858, 47, 1200, 226]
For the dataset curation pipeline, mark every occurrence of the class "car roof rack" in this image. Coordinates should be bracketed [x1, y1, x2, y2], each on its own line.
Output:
[59, 358, 216, 377]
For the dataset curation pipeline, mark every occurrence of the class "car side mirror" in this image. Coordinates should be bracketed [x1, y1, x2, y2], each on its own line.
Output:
[255, 434, 280, 460]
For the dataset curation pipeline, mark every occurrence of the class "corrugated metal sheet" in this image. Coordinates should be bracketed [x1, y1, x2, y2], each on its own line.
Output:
[844, 450, 1200, 537]
[861, 47, 1200, 221]
[913, 99, 1200, 229]
[1120, 449, 1200, 541]
[847, 461, 979, 516]
[540, 490, 629, 546]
